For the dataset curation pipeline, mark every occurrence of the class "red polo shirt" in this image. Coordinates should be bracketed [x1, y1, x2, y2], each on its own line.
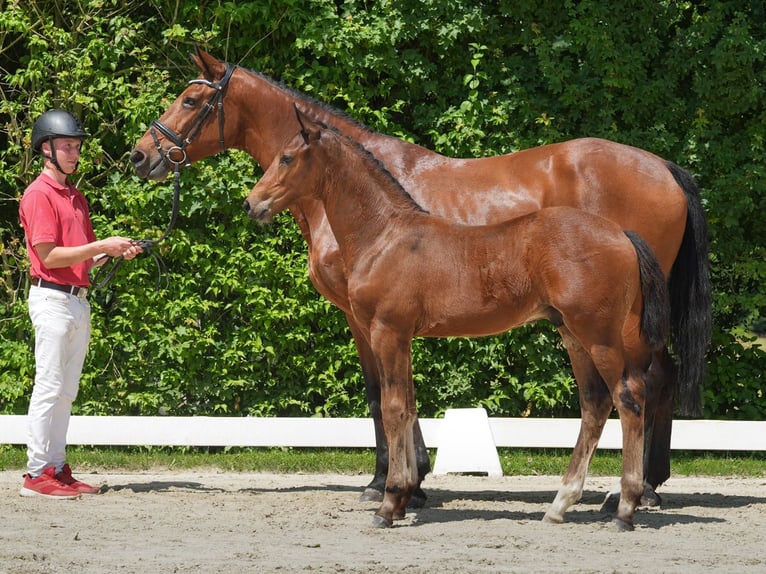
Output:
[19, 173, 97, 287]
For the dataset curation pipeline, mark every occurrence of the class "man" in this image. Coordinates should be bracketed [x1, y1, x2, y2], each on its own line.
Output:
[18, 109, 142, 498]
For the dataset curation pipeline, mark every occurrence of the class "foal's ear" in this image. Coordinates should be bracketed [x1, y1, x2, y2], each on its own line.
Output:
[293, 104, 318, 145]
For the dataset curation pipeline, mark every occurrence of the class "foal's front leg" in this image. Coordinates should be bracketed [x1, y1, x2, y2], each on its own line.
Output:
[369, 330, 419, 528]
[347, 316, 429, 507]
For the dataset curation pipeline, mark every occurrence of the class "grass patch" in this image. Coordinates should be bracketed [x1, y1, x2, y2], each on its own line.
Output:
[1, 445, 764, 477]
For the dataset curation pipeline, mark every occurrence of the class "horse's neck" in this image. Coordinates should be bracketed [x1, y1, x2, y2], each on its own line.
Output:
[236, 72, 385, 168]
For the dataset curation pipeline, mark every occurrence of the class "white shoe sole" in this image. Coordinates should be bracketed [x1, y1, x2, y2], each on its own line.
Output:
[19, 486, 81, 499]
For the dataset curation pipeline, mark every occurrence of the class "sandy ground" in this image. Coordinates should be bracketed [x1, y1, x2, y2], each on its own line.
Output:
[1, 470, 764, 573]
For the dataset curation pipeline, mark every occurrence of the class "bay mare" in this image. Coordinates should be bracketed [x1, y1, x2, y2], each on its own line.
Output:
[242, 109, 670, 530]
[130, 48, 710, 507]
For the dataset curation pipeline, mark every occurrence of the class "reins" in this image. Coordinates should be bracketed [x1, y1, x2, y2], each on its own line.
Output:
[90, 162, 181, 290]
[91, 62, 236, 290]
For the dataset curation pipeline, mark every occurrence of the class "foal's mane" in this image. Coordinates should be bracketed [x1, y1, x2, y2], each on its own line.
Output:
[314, 120, 428, 214]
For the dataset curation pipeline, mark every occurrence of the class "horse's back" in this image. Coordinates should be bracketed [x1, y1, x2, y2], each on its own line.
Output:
[362, 135, 685, 276]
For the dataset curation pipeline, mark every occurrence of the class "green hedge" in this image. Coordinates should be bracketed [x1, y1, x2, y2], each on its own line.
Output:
[1, 0, 764, 420]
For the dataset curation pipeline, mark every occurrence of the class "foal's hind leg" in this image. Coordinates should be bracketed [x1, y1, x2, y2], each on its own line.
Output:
[609, 366, 647, 531]
[601, 348, 673, 513]
[544, 333, 613, 524]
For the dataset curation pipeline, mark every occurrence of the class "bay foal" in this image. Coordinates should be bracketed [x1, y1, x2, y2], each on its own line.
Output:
[243, 109, 670, 530]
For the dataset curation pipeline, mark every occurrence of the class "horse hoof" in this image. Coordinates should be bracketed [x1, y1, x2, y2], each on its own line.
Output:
[640, 486, 662, 508]
[542, 512, 564, 525]
[371, 514, 393, 528]
[407, 488, 427, 509]
[612, 518, 635, 532]
[599, 491, 620, 514]
[359, 488, 383, 503]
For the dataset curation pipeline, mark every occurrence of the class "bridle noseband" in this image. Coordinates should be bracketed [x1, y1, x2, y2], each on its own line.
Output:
[92, 63, 237, 290]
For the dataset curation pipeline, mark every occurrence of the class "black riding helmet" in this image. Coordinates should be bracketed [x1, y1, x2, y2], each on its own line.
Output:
[31, 109, 88, 174]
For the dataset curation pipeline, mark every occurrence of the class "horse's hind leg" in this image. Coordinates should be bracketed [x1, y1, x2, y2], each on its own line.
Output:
[544, 332, 613, 524]
[643, 347, 675, 503]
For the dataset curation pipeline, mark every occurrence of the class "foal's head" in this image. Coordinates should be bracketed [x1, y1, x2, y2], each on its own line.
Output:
[243, 106, 334, 222]
[243, 106, 425, 223]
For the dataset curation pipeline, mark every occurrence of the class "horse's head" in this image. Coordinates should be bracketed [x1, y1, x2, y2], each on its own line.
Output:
[130, 47, 238, 181]
[243, 106, 326, 223]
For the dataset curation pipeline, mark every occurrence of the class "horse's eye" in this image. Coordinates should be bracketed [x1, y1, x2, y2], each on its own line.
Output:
[182, 97, 196, 107]
[280, 155, 293, 165]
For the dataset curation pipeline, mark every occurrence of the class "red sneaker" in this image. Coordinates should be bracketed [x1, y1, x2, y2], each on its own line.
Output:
[56, 464, 101, 494]
[20, 467, 80, 499]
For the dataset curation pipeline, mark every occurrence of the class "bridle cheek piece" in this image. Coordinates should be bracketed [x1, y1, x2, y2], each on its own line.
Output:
[149, 62, 236, 170]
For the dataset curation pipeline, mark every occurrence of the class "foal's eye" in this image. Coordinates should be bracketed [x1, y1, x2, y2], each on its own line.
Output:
[280, 155, 293, 165]
[182, 97, 197, 107]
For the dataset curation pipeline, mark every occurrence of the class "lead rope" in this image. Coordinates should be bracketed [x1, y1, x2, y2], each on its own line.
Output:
[91, 160, 182, 290]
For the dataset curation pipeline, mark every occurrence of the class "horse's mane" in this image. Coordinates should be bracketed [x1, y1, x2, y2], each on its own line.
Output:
[237, 65, 428, 214]
[244, 66, 377, 136]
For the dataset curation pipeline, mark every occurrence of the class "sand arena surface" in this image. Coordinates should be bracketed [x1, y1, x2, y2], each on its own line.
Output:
[1, 470, 764, 573]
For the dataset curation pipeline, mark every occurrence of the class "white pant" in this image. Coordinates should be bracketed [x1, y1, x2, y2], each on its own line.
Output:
[26, 285, 91, 476]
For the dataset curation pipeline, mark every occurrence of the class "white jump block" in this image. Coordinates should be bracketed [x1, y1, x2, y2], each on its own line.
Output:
[431, 408, 503, 477]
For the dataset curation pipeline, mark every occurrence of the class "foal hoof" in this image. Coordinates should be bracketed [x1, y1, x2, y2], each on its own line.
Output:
[542, 512, 564, 525]
[359, 487, 383, 503]
[612, 517, 635, 532]
[640, 486, 662, 508]
[371, 514, 393, 528]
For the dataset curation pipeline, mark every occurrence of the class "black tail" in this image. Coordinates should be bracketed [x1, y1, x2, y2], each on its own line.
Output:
[625, 231, 671, 352]
[665, 162, 711, 417]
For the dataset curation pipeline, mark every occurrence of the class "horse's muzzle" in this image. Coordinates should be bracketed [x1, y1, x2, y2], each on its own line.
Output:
[130, 148, 169, 181]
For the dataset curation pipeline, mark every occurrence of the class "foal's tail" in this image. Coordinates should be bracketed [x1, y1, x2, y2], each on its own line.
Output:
[665, 161, 711, 417]
[625, 231, 671, 353]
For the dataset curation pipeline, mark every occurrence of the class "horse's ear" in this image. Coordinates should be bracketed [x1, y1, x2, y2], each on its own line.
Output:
[191, 47, 225, 81]
[190, 49, 200, 69]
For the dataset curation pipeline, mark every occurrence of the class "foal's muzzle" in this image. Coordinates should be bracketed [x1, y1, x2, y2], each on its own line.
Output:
[243, 198, 272, 223]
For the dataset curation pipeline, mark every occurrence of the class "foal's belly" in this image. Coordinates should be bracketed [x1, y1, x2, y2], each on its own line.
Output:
[415, 305, 549, 339]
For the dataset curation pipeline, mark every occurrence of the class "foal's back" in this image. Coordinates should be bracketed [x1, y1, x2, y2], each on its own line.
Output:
[351, 203, 639, 340]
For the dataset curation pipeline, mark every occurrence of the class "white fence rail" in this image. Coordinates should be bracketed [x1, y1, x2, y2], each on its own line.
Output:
[2, 415, 764, 451]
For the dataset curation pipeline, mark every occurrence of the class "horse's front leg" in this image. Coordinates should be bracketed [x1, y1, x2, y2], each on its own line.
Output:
[347, 315, 429, 507]
[369, 328, 419, 528]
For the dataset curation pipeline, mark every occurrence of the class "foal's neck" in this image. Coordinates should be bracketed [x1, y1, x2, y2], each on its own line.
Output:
[317, 140, 423, 257]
